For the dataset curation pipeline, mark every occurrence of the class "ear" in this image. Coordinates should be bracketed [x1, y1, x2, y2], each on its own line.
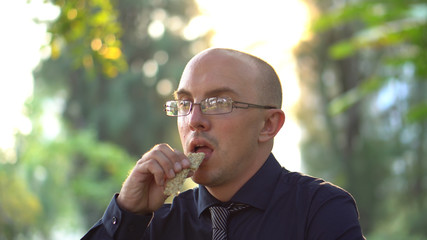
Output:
[259, 109, 285, 143]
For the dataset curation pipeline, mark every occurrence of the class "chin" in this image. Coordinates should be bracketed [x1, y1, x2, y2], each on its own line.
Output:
[191, 173, 204, 185]
[191, 170, 211, 186]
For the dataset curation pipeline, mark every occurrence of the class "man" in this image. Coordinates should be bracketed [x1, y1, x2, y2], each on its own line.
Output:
[82, 48, 365, 239]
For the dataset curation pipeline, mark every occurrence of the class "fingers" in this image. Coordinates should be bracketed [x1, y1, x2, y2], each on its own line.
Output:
[136, 144, 190, 186]
[117, 144, 191, 214]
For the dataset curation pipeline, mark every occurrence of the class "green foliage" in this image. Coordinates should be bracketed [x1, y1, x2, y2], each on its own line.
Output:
[1, 0, 209, 239]
[48, 0, 127, 78]
[329, 77, 386, 115]
[406, 102, 427, 123]
[329, 40, 357, 59]
[34, 0, 204, 158]
[297, 0, 427, 237]
[0, 165, 42, 239]
[0, 127, 134, 238]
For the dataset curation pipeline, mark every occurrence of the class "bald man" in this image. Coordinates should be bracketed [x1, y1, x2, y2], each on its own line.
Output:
[82, 48, 365, 240]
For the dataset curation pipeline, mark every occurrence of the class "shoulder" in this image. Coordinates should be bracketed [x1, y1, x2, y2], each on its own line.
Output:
[276, 170, 359, 219]
[278, 171, 363, 238]
[280, 170, 354, 202]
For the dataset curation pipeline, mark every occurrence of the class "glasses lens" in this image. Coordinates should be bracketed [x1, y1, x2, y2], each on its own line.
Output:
[178, 100, 192, 116]
[165, 101, 178, 116]
[165, 100, 192, 116]
[201, 97, 232, 115]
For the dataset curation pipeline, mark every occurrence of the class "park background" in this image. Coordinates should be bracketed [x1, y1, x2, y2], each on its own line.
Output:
[1, 0, 426, 239]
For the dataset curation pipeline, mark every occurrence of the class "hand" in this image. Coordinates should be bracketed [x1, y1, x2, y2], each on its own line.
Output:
[117, 144, 190, 214]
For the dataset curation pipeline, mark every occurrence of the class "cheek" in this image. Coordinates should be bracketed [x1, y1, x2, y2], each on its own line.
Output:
[228, 117, 261, 146]
[177, 118, 188, 141]
[218, 118, 255, 147]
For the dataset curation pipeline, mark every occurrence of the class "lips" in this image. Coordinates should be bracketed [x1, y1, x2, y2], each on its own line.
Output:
[195, 146, 212, 155]
[189, 139, 213, 159]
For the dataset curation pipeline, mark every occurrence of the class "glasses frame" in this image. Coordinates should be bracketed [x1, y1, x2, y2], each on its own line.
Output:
[164, 97, 277, 117]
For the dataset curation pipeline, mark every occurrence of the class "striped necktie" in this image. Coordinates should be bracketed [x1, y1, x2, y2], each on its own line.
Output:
[209, 203, 249, 240]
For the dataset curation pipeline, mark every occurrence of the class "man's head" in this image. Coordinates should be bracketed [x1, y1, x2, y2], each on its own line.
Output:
[174, 48, 285, 200]
[217, 49, 283, 109]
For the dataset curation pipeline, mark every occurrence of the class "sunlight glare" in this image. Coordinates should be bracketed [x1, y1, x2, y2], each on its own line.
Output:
[0, 0, 59, 155]
[197, 0, 308, 49]
[194, 0, 309, 171]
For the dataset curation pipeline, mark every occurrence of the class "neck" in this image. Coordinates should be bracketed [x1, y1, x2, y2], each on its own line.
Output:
[206, 150, 271, 202]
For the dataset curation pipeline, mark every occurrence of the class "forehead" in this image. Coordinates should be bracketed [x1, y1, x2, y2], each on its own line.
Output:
[174, 87, 238, 100]
[176, 50, 258, 100]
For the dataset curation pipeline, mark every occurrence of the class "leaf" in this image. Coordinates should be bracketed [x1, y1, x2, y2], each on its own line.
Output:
[329, 88, 361, 115]
[360, 77, 387, 93]
[329, 40, 357, 59]
[311, 2, 370, 32]
[329, 77, 387, 115]
[406, 102, 427, 123]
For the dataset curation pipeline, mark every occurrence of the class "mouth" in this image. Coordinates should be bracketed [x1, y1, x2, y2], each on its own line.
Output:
[189, 140, 214, 159]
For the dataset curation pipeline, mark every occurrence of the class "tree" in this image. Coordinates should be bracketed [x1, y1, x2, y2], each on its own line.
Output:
[0, 0, 210, 238]
[296, 0, 427, 238]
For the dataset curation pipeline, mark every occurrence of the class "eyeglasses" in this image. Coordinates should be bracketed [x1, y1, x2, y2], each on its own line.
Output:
[165, 97, 276, 116]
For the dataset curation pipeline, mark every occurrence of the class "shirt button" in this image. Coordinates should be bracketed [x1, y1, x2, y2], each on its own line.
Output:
[112, 216, 118, 225]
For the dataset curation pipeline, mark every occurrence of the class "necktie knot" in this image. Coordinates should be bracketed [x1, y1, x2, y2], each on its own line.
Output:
[209, 203, 249, 240]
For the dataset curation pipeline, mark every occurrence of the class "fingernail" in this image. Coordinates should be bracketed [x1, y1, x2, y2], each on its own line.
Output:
[182, 158, 190, 167]
[169, 169, 175, 178]
[174, 162, 182, 172]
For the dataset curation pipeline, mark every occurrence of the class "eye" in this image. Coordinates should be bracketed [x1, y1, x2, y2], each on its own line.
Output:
[178, 100, 191, 109]
[216, 97, 228, 105]
[206, 97, 219, 107]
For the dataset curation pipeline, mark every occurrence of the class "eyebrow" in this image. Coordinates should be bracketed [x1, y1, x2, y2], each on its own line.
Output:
[173, 87, 239, 100]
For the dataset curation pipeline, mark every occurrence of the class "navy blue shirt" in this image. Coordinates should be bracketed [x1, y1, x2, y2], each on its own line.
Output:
[82, 154, 365, 240]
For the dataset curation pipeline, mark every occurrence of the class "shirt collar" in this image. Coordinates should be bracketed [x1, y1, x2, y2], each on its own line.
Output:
[197, 153, 284, 217]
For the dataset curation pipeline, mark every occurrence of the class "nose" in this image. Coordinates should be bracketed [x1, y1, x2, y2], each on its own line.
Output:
[187, 103, 210, 131]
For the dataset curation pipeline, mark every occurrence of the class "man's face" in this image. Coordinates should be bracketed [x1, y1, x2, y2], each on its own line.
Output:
[176, 50, 265, 189]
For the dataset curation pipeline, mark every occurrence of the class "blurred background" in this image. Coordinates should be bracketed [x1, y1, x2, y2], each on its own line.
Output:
[1, 0, 426, 239]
